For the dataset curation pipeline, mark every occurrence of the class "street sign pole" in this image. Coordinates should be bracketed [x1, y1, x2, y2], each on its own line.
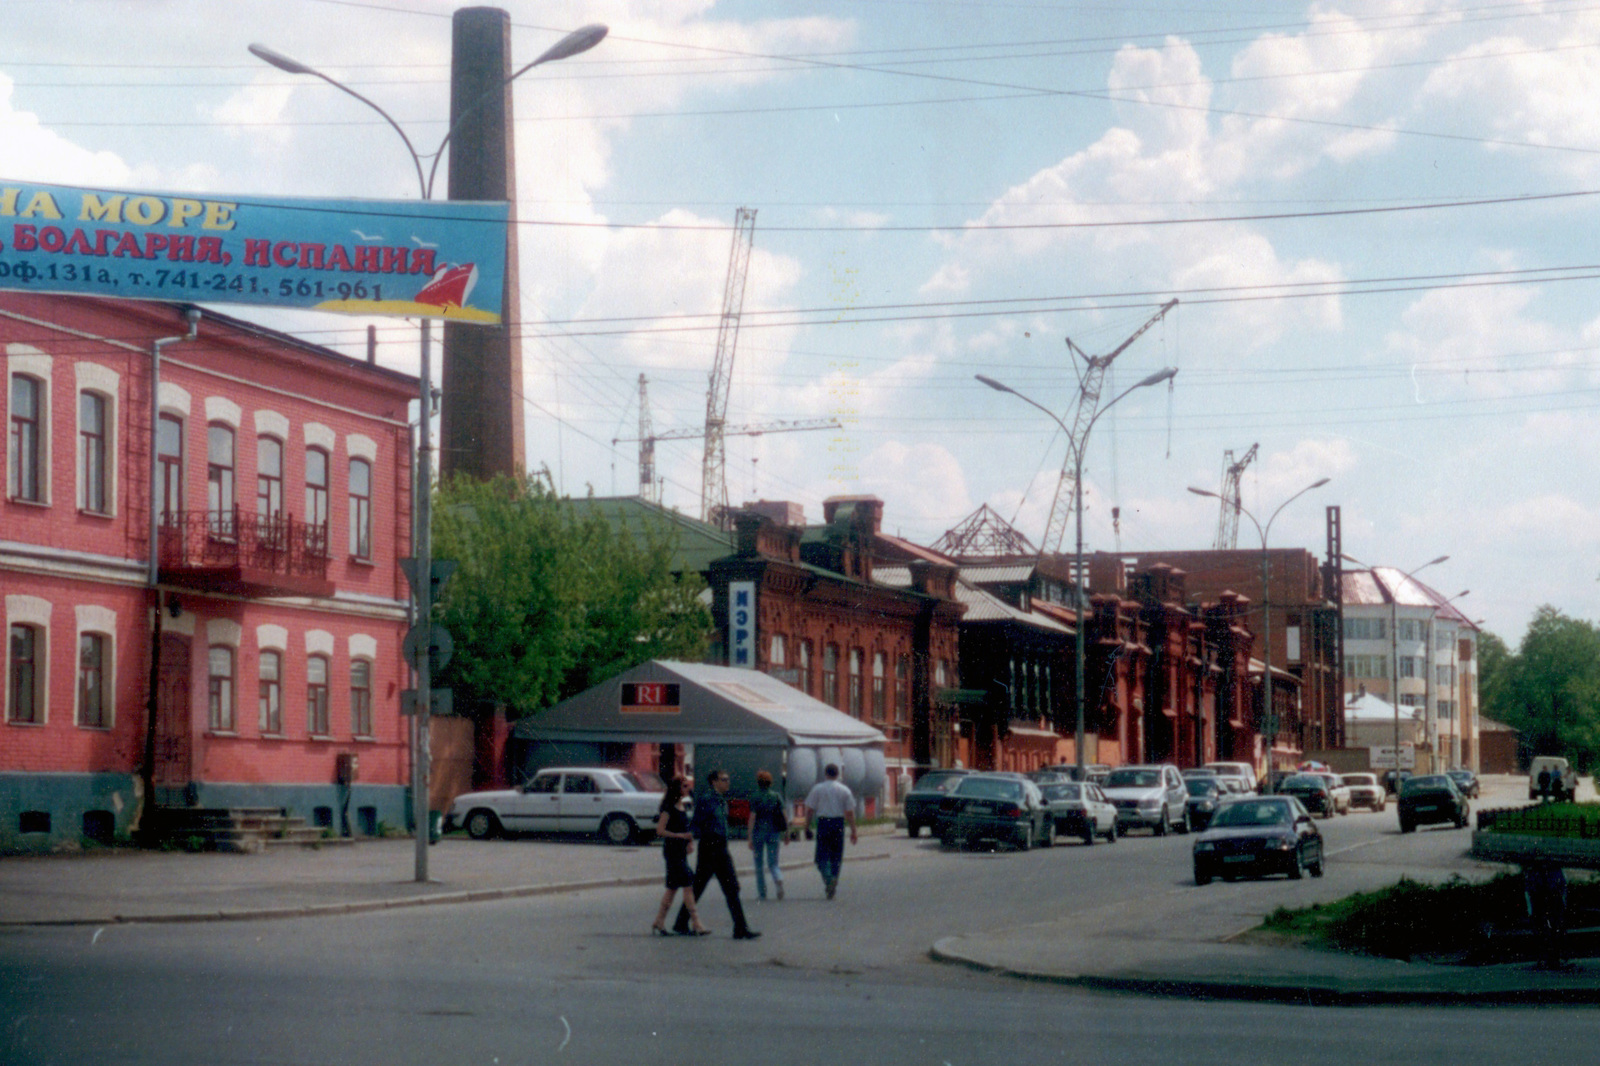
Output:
[414, 322, 433, 884]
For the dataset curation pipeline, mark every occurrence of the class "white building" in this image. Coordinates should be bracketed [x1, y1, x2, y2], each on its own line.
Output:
[1341, 568, 1480, 771]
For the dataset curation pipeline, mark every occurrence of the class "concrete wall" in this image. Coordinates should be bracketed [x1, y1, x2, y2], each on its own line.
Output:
[0, 771, 140, 854]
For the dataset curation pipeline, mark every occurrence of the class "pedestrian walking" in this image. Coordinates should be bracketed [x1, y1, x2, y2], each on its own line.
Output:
[652, 774, 709, 937]
[747, 770, 787, 901]
[671, 769, 760, 940]
[802, 763, 857, 900]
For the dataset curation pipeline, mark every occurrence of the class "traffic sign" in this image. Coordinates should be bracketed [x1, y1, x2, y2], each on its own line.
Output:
[1370, 743, 1415, 770]
[402, 623, 454, 674]
[399, 558, 458, 602]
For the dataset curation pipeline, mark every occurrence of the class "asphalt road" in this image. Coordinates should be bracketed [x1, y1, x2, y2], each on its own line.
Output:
[4, 776, 1596, 1065]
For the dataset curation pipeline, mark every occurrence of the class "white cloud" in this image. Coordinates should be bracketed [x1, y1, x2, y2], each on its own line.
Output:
[0, 74, 135, 185]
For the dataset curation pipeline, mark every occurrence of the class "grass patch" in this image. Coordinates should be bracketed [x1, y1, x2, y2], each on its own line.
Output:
[1259, 873, 1600, 960]
[1479, 801, 1600, 838]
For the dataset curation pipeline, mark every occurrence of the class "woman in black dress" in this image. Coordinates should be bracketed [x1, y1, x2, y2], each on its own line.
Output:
[652, 774, 708, 936]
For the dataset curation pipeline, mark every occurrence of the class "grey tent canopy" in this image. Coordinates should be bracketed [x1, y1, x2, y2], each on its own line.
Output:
[512, 660, 887, 749]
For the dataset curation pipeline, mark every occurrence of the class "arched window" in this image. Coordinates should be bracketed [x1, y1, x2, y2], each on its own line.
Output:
[304, 446, 330, 558]
[8, 624, 42, 723]
[157, 414, 183, 523]
[871, 651, 886, 721]
[258, 650, 282, 734]
[350, 659, 373, 737]
[848, 649, 863, 717]
[79, 393, 109, 514]
[8, 374, 43, 502]
[78, 633, 109, 728]
[822, 645, 839, 709]
[348, 458, 372, 560]
[207, 423, 235, 537]
[208, 645, 235, 731]
[256, 436, 283, 519]
[307, 654, 330, 736]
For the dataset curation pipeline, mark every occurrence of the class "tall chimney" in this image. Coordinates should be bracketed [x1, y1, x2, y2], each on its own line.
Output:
[441, 7, 525, 480]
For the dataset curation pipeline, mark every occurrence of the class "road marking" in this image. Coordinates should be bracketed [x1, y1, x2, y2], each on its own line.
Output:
[1326, 839, 1382, 858]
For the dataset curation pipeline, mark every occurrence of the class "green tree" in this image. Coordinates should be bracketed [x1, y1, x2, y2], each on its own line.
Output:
[1481, 606, 1600, 771]
[430, 474, 711, 718]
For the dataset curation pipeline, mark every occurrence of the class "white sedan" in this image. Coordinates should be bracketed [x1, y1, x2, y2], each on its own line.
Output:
[1038, 781, 1119, 845]
[445, 766, 665, 844]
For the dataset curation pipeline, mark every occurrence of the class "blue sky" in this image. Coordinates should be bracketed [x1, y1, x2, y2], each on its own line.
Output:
[5, 0, 1599, 644]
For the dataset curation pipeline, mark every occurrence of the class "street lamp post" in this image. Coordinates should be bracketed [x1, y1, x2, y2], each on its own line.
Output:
[1423, 589, 1470, 767]
[1343, 553, 1448, 786]
[251, 24, 607, 882]
[1188, 479, 1329, 791]
[976, 367, 1177, 774]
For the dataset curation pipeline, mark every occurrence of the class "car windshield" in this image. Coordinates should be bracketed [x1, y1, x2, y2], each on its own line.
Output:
[1281, 775, 1323, 789]
[1448, 771, 1472, 781]
[1403, 775, 1450, 793]
[1040, 784, 1081, 801]
[1342, 774, 1376, 786]
[1185, 780, 1219, 797]
[953, 777, 1024, 801]
[913, 773, 965, 794]
[1211, 800, 1294, 828]
[1106, 769, 1160, 788]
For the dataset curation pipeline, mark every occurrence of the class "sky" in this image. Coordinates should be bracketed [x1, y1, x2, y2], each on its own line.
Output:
[4, 0, 1599, 646]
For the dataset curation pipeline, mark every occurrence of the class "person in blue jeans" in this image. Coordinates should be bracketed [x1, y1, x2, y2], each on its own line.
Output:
[746, 770, 787, 901]
[802, 763, 858, 899]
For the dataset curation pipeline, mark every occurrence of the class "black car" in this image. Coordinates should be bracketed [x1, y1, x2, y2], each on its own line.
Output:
[904, 769, 972, 838]
[1192, 796, 1325, 884]
[1446, 768, 1481, 799]
[1276, 773, 1334, 818]
[1184, 778, 1224, 830]
[1398, 774, 1471, 832]
[936, 773, 1055, 851]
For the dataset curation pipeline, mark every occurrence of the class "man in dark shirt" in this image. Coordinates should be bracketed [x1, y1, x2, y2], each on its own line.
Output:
[672, 769, 760, 939]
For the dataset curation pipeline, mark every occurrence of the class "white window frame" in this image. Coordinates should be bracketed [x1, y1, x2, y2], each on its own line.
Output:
[7, 346, 53, 504]
[76, 362, 119, 516]
[74, 604, 117, 729]
[6, 594, 52, 725]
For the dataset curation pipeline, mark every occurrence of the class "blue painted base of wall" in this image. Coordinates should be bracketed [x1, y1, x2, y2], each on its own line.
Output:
[0, 774, 410, 855]
[1, 772, 141, 855]
[190, 782, 410, 839]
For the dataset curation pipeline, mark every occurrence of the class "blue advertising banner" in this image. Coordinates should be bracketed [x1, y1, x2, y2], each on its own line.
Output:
[0, 180, 508, 323]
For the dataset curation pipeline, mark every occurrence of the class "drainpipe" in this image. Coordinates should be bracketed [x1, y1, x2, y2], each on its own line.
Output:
[140, 308, 201, 836]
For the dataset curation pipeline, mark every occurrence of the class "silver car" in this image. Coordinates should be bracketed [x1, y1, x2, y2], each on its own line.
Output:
[1102, 763, 1190, 835]
[445, 767, 665, 844]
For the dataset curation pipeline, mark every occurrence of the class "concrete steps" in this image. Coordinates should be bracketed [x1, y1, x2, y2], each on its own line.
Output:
[147, 807, 346, 852]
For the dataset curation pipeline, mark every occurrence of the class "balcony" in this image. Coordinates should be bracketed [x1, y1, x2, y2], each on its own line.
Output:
[159, 509, 335, 598]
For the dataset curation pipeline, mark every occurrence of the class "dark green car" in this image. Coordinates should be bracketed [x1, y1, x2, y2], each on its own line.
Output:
[1397, 774, 1470, 833]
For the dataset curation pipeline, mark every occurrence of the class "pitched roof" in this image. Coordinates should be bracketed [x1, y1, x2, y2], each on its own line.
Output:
[567, 496, 732, 574]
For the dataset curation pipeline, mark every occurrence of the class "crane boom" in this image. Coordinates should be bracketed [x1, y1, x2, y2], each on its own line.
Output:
[1039, 299, 1177, 556]
[1213, 442, 1258, 550]
[702, 207, 758, 524]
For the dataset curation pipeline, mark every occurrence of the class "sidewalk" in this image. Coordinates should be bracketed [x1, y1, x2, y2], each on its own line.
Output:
[0, 829, 895, 927]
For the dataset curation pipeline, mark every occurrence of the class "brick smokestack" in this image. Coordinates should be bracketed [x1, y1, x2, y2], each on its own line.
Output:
[441, 7, 525, 480]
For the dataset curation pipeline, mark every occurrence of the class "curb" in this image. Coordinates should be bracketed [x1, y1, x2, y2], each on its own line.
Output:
[0, 850, 893, 928]
[928, 937, 1600, 1006]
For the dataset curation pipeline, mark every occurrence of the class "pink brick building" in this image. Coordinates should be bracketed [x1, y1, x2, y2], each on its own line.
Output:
[3, 293, 414, 852]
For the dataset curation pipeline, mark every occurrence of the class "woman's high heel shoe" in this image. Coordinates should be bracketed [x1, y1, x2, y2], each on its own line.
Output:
[651, 925, 673, 937]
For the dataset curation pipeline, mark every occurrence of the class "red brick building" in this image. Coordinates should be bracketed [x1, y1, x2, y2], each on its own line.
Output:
[3, 294, 414, 853]
[706, 497, 964, 805]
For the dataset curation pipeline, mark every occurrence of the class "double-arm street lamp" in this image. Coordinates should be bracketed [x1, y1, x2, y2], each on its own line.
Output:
[251, 23, 607, 882]
[1342, 552, 1449, 785]
[976, 367, 1178, 774]
[1188, 478, 1329, 792]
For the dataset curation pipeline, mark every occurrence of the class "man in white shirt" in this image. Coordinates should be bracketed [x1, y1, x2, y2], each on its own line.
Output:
[802, 763, 857, 900]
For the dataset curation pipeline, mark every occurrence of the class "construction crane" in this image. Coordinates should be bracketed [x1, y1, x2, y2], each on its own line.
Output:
[1213, 442, 1258, 550]
[1039, 299, 1178, 557]
[615, 374, 839, 506]
[702, 207, 757, 525]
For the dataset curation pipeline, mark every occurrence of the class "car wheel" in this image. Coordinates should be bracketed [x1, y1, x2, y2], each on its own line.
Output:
[1155, 808, 1169, 837]
[1177, 810, 1191, 835]
[465, 809, 499, 840]
[1309, 849, 1325, 877]
[1106, 820, 1119, 844]
[1288, 848, 1305, 880]
[1040, 818, 1055, 848]
[938, 831, 953, 849]
[907, 822, 922, 839]
[1017, 822, 1034, 851]
[1400, 818, 1415, 833]
[1194, 865, 1212, 886]
[600, 814, 638, 845]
